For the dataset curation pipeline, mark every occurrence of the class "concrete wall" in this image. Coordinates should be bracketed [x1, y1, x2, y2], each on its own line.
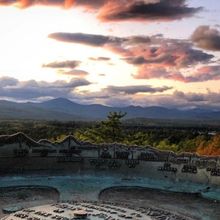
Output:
[0, 156, 219, 186]
[0, 134, 219, 187]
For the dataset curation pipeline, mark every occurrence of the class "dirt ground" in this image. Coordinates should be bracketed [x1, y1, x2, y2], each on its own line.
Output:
[99, 187, 220, 220]
[0, 186, 59, 218]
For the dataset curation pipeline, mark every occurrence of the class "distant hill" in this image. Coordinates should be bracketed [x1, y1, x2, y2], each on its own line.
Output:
[0, 97, 220, 121]
[0, 99, 82, 121]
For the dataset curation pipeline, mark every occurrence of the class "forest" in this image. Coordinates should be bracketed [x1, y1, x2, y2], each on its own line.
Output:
[0, 112, 220, 156]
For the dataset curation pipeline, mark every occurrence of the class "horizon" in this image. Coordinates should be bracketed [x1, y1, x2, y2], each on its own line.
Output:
[1, 96, 220, 111]
[0, 1, 220, 109]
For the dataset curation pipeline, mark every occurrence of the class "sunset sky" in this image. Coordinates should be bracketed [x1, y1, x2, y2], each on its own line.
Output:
[0, 0, 220, 109]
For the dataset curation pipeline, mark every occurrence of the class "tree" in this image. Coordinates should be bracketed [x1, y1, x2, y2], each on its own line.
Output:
[75, 111, 126, 144]
[100, 111, 127, 142]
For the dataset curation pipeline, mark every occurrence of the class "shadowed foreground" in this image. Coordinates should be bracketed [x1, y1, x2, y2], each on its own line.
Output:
[0, 186, 59, 218]
[99, 186, 220, 220]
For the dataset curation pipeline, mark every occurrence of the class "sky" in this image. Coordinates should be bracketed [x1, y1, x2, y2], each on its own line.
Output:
[0, 0, 220, 109]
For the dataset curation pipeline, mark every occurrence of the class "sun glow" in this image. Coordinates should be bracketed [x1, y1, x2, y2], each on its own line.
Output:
[0, 5, 139, 89]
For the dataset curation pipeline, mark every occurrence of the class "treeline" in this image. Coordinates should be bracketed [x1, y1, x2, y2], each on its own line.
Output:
[74, 112, 220, 155]
[76, 127, 220, 155]
[0, 112, 219, 155]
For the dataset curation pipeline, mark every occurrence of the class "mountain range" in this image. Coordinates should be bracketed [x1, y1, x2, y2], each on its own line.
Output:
[0, 97, 220, 121]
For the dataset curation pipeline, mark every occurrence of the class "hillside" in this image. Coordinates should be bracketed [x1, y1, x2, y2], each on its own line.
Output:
[0, 98, 220, 121]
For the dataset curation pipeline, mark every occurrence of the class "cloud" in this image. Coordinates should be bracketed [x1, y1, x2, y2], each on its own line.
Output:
[49, 32, 152, 48]
[42, 60, 89, 78]
[173, 91, 206, 102]
[0, 76, 18, 87]
[78, 88, 220, 109]
[133, 67, 185, 81]
[48, 32, 124, 46]
[0, 0, 16, 6]
[1, 1, 201, 23]
[119, 36, 214, 68]
[49, 33, 213, 67]
[191, 25, 220, 51]
[2, 76, 220, 109]
[73, 0, 106, 9]
[106, 85, 172, 94]
[0, 0, 76, 8]
[171, 90, 220, 108]
[50, 32, 216, 83]
[98, 0, 202, 22]
[89, 57, 111, 61]
[57, 69, 89, 77]
[79, 84, 171, 99]
[77, 84, 172, 106]
[124, 45, 213, 68]
[134, 65, 220, 83]
[42, 60, 80, 68]
[0, 76, 90, 100]
[185, 66, 220, 82]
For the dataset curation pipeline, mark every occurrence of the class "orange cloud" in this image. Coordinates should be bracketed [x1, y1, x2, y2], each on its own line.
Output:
[133, 65, 220, 83]
[0, 0, 202, 23]
[2, 0, 76, 8]
[49, 32, 216, 83]
[64, 0, 75, 8]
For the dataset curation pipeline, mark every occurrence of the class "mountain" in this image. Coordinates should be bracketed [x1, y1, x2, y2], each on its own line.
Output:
[0, 99, 82, 121]
[0, 97, 220, 121]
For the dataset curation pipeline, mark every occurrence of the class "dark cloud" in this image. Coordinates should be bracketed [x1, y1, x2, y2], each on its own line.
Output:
[42, 60, 80, 68]
[77, 84, 173, 106]
[48, 32, 124, 46]
[73, 0, 106, 8]
[171, 90, 220, 108]
[0, 76, 90, 100]
[125, 47, 213, 67]
[126, 36, 151, 44]
[0, 1, 201, 23]
[89, 57, 111, 61]
[191, 25, 220, 51]
[79, 89, 220, 109]
[98, 0, 202, 22]
[106, 85, 172, 94]
[79, 84, 171, 100]
[120, 40, 214, 69]
[49, 32, 151, 48]
[0, 77, 18, 87]
[173, 91, 206, 102]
